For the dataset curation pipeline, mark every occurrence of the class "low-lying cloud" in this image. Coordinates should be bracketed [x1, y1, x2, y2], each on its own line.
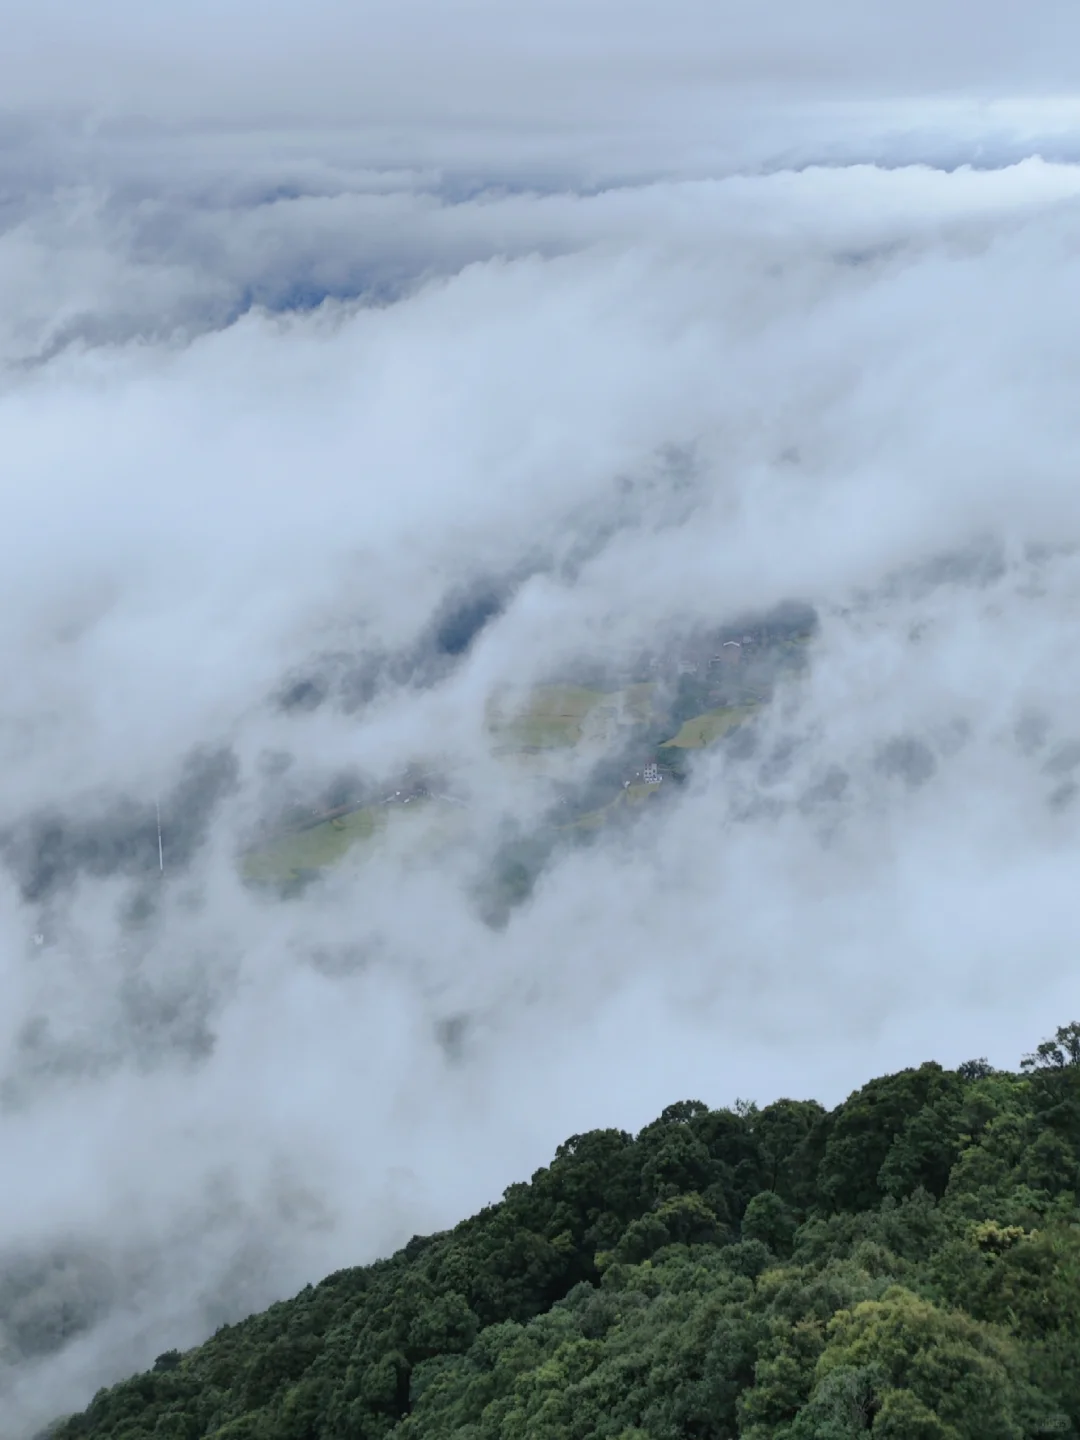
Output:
[3, 13, 1080, 1433]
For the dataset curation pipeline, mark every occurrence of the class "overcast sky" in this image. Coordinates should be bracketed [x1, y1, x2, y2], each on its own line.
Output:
[6, 0, 1080, 172]
[4, 0, 1080, 109]
[3, 4, 1080, 1434]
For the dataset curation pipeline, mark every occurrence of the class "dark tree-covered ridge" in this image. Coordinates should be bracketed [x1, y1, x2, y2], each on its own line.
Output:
[47, 1024, 1080, 1439]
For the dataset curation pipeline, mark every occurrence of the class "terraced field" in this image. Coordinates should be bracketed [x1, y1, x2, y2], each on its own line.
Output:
[241, 793, 473, 887]
[560, 780, 665, 832]
[487, 684, 607, 750]
[242, 805, 384, 884]
[659, 703, 757, 750]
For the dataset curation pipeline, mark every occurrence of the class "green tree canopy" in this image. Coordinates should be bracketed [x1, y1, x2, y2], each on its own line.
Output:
[48, 1023, 1080, 1440]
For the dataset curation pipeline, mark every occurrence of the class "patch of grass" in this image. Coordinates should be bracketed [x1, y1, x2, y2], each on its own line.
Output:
[490, 682, 661, 753]
[489, 685, 608, 750]
[565, 800, 618, 831]
[623, 782, 660, 803]
[561, 782, 662, 832]
[621, 683, 656, 723]
[660, 704, 757, 750]
[242, 806, 383, 883]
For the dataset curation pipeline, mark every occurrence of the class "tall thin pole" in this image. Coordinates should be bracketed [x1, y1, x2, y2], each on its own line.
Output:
[156, 801, 164, 873]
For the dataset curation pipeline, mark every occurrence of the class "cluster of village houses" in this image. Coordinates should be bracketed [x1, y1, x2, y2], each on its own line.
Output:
[680, 635, 758, 674]
[621, 634, 765, 789]
[624, 762, 663, 789]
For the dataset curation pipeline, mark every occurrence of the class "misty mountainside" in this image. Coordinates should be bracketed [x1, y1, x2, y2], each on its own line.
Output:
[242, 602, 818, 902]
[1, 601, 815, 922]
[47, 1023, 1080, 1440]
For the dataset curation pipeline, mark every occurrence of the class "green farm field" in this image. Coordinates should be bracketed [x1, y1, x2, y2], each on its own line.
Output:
[242, 806, 384, 884]
[488, 684, 608, 749]
[660, 703, 757, 749]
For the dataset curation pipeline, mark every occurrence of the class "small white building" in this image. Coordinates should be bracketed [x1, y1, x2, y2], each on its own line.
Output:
[710, 641, 742, 669]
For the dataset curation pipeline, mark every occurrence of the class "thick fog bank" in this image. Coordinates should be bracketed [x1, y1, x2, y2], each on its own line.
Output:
[3, 90, 1080, 1435]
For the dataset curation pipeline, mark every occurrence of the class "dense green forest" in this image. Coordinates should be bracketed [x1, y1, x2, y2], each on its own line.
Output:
[49, 1024, 1080, 1439]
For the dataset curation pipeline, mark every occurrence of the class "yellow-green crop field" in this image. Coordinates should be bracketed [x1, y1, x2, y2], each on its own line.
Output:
[242, 806, 383, 884]
[488, 685, 608, 749]
[659, 704, 757, 749]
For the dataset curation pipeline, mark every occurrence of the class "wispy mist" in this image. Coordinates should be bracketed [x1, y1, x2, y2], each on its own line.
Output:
[3, 4, 1080, 1433]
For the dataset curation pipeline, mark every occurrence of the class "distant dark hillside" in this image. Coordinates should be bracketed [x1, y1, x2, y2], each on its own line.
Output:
[47, 1024, 1080, 1440]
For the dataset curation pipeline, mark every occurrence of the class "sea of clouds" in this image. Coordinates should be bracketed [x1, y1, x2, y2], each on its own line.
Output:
[4, 1, 1080, 1431]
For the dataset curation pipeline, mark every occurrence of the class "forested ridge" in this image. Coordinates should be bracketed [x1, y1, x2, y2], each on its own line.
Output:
[47, 1025, 1080, 1440]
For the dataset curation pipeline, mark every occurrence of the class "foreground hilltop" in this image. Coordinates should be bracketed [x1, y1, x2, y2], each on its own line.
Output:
[49, 1024, 1080, 1439]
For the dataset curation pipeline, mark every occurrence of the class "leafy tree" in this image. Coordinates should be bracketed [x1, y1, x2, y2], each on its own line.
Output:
[1022, 1023, 1080, 1071]
[815, 1064, 966, 1213]
[741, 1190, 798, 1257]
[800, 1286, 1062, 1440]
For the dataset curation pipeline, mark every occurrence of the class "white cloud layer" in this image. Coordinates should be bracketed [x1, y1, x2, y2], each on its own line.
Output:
[3, 6, 1080, 1433]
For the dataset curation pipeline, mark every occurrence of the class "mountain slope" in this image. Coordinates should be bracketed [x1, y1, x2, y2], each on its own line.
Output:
[48, 1026, 1080, 1439]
